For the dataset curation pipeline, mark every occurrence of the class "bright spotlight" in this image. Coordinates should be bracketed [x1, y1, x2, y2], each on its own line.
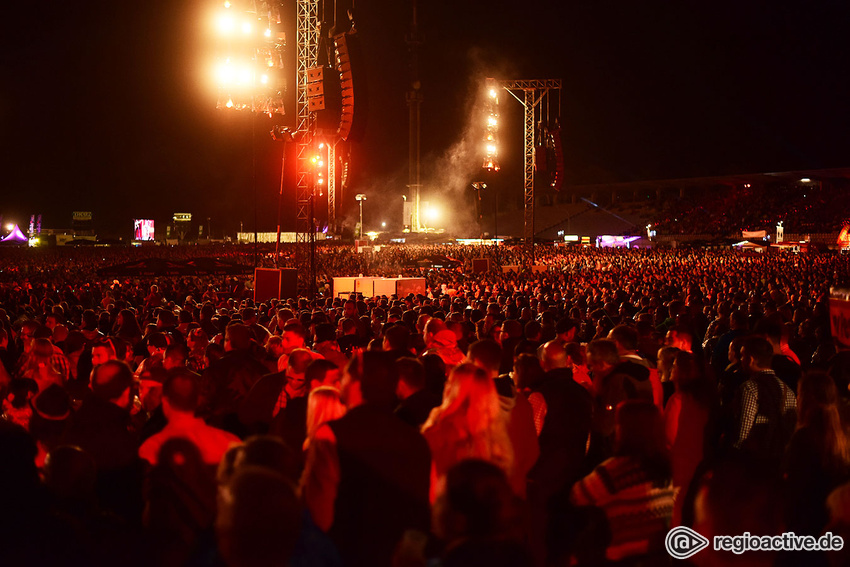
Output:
[381, 222, 387, 228]
[426, 207, 439, 221]
[237, 67, 251, 84]
[241, 21, 252, 34]
[225, 99, 234, 108]
[489, 88, 497, 98]
[223, 0, 231, 7]
[216, 63, 232, 84]
[260, 74, 268, 84]
[486, 144, 497, 154]
[217, 14, 235, 34]
[488, 116, 497, 127]
[5, 223, 13, 231]
[318, 178, 325, 185]
[264, 28, 272, 38]
[800, 178, 811, 183]
[318, 142, 325, 149]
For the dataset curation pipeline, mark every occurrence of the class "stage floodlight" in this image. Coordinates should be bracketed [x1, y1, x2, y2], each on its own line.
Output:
[211, 0, 285, 116]
[217, 14, 235, 34]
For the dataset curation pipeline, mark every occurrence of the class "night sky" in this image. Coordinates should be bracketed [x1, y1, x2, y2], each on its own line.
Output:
[2, 1, 849, 237]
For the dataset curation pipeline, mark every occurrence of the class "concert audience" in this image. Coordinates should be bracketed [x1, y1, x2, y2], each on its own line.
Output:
[0, 242, 849, 566]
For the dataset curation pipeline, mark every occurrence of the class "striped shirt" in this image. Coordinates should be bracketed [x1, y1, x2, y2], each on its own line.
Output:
[571, 456, 676, 561]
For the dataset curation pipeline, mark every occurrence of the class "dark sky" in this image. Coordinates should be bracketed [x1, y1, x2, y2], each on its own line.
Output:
[2, 1, 849, 237]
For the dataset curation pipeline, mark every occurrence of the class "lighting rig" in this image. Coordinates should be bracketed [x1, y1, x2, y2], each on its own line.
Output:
[212, 0, 286, 115]
[485, 78, 562, 264]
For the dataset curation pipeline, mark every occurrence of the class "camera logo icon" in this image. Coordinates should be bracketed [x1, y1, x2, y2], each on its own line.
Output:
[665, 526, 710, 560]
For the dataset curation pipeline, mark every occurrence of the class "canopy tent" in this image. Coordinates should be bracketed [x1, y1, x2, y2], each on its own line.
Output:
[0, 225, 28, 245]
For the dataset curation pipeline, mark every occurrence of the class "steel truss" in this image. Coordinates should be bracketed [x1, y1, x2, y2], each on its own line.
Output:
[296, 0, 319, 294]
[498, 79, 562, 264]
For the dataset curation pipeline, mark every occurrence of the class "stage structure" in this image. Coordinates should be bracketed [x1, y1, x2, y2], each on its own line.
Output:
[294, 0, 320, 295]
[207, 0, 364, 294]
[295, 0, 362, 296]
[488, 78, 562, 263]
[210, 0, 286, 265]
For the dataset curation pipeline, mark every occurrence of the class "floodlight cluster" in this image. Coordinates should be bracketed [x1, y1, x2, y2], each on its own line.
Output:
[484, 79, 500, 171]
[312, 142, 328, 193]
[212, 0, 285, 115]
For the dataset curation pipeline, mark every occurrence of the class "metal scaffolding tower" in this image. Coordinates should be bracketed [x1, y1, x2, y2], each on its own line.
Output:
[296, 0, 319, 293]
[498, 79, 562, 263]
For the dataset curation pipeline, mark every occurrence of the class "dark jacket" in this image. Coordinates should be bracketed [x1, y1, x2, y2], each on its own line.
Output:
[395, 388, 441, 428]
[200, 349, 267, 432]
[328, 405, 431, 567]
[594, 361, 653, 439]
[529, 368, 594, 492]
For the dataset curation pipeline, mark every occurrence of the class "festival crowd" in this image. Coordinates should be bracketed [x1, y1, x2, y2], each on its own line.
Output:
[1, 243, 850, 567]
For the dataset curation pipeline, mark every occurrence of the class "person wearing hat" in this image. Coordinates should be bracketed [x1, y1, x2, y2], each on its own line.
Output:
[425, 329, 465, 371]
[29, 383, 72, 468]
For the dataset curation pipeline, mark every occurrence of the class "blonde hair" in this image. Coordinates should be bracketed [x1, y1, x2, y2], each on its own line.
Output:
[424, 363, 513, 472]
[304, 386, 347, 449]
[20, 338, 63, 386]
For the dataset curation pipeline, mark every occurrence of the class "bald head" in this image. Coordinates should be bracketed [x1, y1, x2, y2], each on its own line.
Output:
[540, 340, 569, 372]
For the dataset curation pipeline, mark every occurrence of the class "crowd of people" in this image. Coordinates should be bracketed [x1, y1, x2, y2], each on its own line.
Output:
[647, 181, 849, 236]
[1, 243, 850, 567]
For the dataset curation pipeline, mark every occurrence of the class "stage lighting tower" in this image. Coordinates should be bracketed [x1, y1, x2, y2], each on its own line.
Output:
[211, 0, 285, 266]
[484, 79, 500, 172]
[212, 0, 285, 115]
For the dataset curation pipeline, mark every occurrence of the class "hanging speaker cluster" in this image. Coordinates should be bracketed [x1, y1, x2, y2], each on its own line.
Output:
[551, 127, 564, 191]
[334, 32, 367, 141]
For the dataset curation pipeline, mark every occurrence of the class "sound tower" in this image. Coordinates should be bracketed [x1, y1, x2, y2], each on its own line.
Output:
[551, 127, 564, 191]
[307, 66, 342, 132]
[334, 32, 367, 141]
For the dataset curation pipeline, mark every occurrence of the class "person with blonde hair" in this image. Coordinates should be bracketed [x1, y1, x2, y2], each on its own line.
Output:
[421, 362, 513, 501]
[303, 386, 346, 451]
[16, 338, 63, 393]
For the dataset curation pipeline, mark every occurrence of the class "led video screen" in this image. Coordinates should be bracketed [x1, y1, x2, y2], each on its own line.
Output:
[133, 219, 155, 241]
